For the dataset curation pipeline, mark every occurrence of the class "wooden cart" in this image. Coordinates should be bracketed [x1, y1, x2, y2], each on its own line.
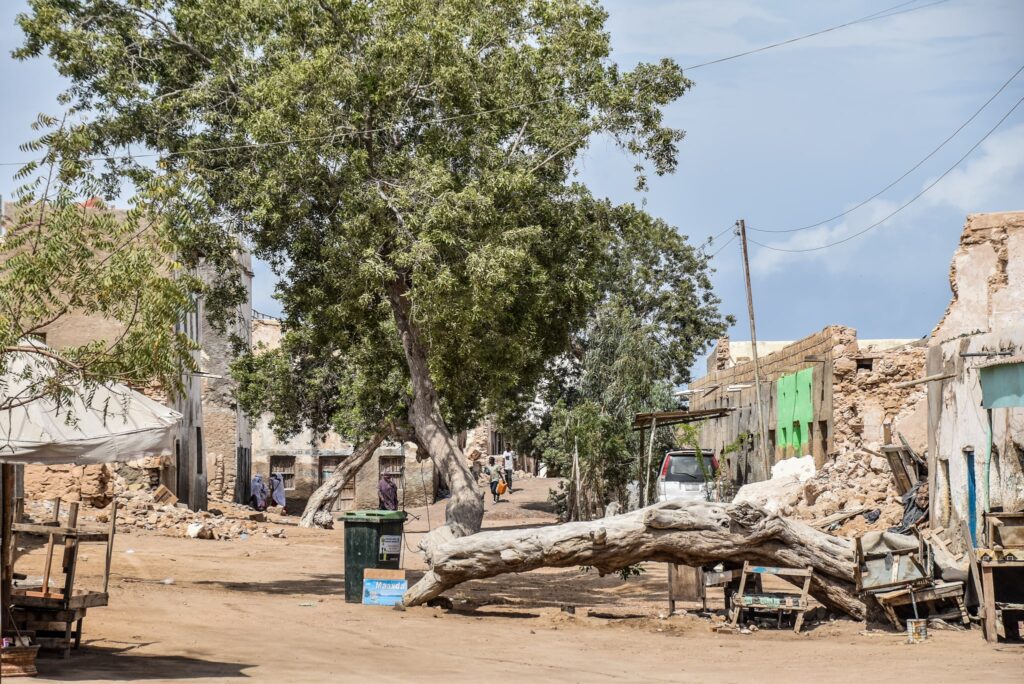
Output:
[10, 498, 117, 658]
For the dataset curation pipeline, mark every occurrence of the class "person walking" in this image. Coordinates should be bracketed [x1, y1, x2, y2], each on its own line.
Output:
[502, 448, 515, 493]
[249, 473, 269, 511]
[485, 456, 502, 503]
[378, 472, 398, 511]
[268, 472, 288, 514]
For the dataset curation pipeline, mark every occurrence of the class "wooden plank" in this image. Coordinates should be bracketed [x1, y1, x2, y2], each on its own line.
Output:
[12, 590, 107, 610]
[982, 564, 997, 642]
[811, 507, 869, 530]
[747, 566, 813, 577]
[152, 484, 178, 506]
[103, 500, 117, 594]
[11, 523, 79, 538]
[962, 523, 985, 615]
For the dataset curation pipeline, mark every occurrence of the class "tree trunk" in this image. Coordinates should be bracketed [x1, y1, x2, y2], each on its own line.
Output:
[403, 499, 868, 619]
[298, 430, 388, 528]
[386, 279, 483, 541]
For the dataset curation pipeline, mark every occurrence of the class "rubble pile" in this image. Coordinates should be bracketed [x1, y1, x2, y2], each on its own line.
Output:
[23, 491, 289, 541]
[113, 490, 289, 539]
[789, 451, 905, 534]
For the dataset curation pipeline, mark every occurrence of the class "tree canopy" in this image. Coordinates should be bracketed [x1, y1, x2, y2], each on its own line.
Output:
[16, 0, 726, 536]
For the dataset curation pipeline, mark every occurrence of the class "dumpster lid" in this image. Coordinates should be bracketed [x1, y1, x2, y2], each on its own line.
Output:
[342, 509, 408, 522]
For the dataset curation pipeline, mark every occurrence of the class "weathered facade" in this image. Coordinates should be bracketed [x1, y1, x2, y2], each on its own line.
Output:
[927, 212, 1024, 542]
[3, 202, 254, 511]
[249, 318, 436, 513]
[688, 328, 924, 485]
[200, 255, 254, 506]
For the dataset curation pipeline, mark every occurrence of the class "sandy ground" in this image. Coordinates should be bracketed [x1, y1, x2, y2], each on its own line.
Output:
[11, 477, 1022, 683]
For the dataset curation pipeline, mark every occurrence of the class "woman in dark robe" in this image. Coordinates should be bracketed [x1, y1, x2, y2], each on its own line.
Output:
[269, 473, 288, 514]
[249, 473, 269, 511]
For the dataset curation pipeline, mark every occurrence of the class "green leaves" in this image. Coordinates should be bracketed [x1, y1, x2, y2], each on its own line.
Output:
[14, 0, 722, 449]
[0, 161, 203, 415]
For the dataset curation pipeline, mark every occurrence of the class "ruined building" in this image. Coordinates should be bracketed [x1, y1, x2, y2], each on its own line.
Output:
[689, 212, 1024, 541]
[688, 329, 925, 484]
[248, 318, 436, 512]
[926, 211, 1024, 541]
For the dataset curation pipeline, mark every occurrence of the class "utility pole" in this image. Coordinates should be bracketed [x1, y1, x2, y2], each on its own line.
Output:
[737, 219, 772, 480]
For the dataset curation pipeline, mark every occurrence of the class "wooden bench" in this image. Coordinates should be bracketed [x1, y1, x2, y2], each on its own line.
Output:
[728, 562, 814, 633]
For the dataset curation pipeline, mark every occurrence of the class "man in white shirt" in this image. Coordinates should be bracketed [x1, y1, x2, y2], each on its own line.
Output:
[502, 449, 515, 493]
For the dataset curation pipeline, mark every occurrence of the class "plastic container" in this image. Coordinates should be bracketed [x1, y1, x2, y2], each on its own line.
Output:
[342, 510, 407, 602]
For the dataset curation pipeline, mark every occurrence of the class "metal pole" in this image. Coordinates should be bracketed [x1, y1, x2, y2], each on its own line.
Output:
[738, 220, 772, 480]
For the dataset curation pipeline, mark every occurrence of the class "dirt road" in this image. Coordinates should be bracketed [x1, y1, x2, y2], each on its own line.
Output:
[14, 477, 1022, 682]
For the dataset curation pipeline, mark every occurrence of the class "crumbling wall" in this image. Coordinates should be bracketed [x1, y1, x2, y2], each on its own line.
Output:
[932, 212, 1024, 343]
[927, 212, 1024, 539]
[830, 343, 927, 454]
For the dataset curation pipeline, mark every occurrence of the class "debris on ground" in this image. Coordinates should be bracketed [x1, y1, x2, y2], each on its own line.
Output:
[21, 491, 292, 541]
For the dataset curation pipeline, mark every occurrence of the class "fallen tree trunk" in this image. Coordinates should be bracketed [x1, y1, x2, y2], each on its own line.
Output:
[404, 499, 867, 619]
[298, 430, 388, 528]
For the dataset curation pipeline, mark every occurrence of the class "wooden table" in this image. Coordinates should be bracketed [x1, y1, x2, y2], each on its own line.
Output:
[981, 560, 1024, 642]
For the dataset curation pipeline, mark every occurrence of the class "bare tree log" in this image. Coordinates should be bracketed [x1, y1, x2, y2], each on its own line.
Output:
[404, 500, 868, 619]
[298, 430, 388, 528]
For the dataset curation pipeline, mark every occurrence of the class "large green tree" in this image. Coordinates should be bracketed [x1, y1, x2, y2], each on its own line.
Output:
[17, 0, 702, 537]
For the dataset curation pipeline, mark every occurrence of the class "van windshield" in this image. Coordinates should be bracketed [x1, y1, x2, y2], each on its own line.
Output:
[663, 454, 706, 483]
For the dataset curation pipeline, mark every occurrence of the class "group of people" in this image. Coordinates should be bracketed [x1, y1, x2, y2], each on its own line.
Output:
[484, 449, 516, 503]
[249, 472, 288, 514]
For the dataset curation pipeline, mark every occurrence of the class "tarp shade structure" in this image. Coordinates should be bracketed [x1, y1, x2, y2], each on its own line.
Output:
[0, 341, 181, 464]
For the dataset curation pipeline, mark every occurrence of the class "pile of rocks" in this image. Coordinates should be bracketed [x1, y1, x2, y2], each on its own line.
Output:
[788, 451, 905, 533]
[111, 490, 290, 540]
[20, 490, 290, 541]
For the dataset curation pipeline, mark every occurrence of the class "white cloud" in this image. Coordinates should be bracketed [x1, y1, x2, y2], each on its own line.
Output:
[748, 121, 1024, 274]
[921, 122, 1024, 213]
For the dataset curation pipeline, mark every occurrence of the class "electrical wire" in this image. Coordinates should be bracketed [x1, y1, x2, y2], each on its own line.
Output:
[0, 1, 947, 169]
[708, 233, 738, 259]
[696, 223, 737, 256]
[683, 0, 944, 71]
[748, 91, 1024, 253]
[750, 60, 1024, 233]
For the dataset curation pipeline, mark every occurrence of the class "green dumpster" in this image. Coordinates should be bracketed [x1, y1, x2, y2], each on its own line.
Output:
[342, 510, 407, 602]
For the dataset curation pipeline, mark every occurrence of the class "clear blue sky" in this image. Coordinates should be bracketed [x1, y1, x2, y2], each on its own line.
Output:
[3, 1, 1023, 371]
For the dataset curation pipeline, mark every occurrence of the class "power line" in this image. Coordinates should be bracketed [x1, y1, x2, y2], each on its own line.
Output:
[683, 0, 945, 71]
[696, 224, 736, 256]
[708, 234, 738, 259]
[0, 1, 947, 169]
[751, 60, 1024, 233]
[748, 92, 1024, 254]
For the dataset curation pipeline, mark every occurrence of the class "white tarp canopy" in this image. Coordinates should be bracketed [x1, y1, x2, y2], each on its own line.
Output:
[0, 341, 181, 464]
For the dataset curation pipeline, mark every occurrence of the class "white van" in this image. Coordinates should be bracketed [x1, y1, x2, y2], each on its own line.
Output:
[656, 449, 717, 503]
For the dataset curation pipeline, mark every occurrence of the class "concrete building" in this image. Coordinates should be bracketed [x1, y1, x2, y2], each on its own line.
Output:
[926, 212, 1024, 543]
[249, 318, 437, 513]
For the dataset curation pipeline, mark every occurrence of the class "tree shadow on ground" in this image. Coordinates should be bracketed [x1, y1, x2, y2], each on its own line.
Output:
[34, 645, 252, 681]
[192, 573, 344, 595]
